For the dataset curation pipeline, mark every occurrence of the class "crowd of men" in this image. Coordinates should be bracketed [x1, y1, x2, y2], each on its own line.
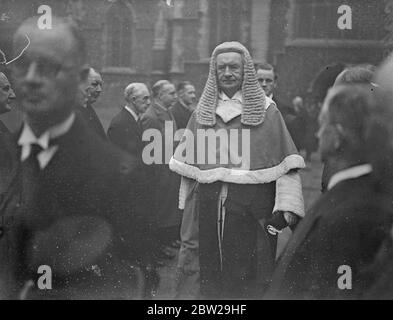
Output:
[1, 16, 393, 300]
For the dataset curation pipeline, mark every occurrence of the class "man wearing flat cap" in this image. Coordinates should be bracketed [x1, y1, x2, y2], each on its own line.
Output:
[170, 42, 305, 299]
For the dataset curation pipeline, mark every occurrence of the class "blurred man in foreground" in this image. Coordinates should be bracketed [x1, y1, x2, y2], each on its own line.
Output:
[321, 65, 375, 193]
[0, 16, 154, 299]
[267, 85, 392, 299]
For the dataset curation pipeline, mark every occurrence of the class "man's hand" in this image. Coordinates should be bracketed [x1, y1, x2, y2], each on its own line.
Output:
[265, 211, 300, 235]
[283, 211, 299, 226]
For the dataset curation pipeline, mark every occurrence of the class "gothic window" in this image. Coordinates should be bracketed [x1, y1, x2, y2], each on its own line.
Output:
[208, 0, 251, 52]
[292, 0, 385, 41]
[105, 1, 134, 68]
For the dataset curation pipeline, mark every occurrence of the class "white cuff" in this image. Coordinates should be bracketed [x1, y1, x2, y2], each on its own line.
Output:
[273, 171, 305, 218]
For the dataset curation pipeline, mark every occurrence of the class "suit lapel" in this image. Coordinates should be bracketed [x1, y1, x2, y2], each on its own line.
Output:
[169, 109, 177, 132]
[152, 104, 166, 123]
[269, 190, 337, 294]
[153, 104, 178, 133]
[176, 102, 191, 127]
[122, 107, 142, 137]
[274, 201, 323, 272]
[0, 135, 21, 214]
[284, 181, 347, 256]
[42, 115, 91, 190]
[0, 120, 10, 135]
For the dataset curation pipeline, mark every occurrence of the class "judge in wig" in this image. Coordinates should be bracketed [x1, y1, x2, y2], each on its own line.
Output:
[170, 42, 305, 299]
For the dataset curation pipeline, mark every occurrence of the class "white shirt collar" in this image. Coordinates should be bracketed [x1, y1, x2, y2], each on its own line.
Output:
[218, 91, 243, 104]
[216, 91, 243, 123]
[265, 95, 276, 110]
[218, 90, 275, 107]
[18, 112, 75, 169]
[216, 91, 275, 123]
[327, 164, 373, 191]
[124, 106, 139, 122]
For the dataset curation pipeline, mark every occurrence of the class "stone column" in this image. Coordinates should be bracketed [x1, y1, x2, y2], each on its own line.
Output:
[170, 0, 185, 73]
[197, 0, 210, 60]
[250, 0, 271, 62]
[384, 0, 393, 56]
[152, 1, 170, 73]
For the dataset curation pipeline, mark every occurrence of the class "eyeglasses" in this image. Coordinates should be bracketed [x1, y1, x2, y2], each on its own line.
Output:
[12, 55, 76, 78]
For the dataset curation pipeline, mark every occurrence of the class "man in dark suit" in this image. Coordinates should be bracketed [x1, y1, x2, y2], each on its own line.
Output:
[256, 63, 298, 141]
[0, 72, 16, 135]
[267, 84, 392, 299]
[355, 55, 393, 300]
[107, 82, 151, 158]
[320, 65, 375, 193]
[170, 81, 196, 130]
[140, 80, 182, 258]
[107, 82, 158, 269]
[76, 68, 107, 140]
[0, 72, 16, 195]
[0, 17, 154, 299]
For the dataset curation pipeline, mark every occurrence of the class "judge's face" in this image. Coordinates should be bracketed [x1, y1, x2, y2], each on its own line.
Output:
[216, 52, 243, 96]
[0, 73, 16, 114]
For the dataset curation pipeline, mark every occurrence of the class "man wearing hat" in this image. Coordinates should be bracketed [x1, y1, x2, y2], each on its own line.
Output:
[170, 42, 305, 299]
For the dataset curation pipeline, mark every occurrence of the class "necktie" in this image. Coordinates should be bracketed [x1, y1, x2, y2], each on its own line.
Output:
[136, 117, 143, 135]
[21, 143, 44, 213]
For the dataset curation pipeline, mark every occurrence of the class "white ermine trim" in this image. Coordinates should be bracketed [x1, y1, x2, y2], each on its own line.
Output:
[273, 171, 305, 218]
[169, 154, 305, 185]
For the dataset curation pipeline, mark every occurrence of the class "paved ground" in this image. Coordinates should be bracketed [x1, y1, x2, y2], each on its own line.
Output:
[154, 152, 324, 299]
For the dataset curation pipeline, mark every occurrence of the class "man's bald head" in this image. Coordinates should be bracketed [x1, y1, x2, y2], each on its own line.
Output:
[13, 17, 86, 67]
[88, 68, 101, 81]
[124, 83, 148, 101]
[85, 68, 103, 105]
[11, 16, 88, 130]
[152, 80, 177, 109]
[124, 82, 151, 114]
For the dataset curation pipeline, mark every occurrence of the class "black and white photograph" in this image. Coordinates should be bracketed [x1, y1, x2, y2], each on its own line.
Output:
[1, 0, 393, 306]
